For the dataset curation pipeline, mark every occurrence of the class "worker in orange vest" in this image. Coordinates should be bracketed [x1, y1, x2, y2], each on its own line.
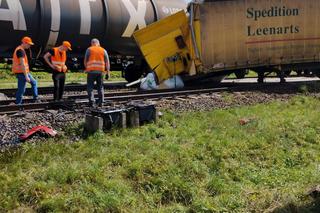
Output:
[43, 41, 72, 101]
[12, 36, 39, 105]
[84, 38, 110, 107]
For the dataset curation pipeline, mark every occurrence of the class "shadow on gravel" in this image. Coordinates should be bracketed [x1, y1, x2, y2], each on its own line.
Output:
[272, 198, 320, 213]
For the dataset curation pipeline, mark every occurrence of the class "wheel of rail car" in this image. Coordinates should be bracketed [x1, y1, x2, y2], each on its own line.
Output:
[257, 72, 264, 83]
[234, 69, 247, 79]
[284, 70, 292, 77]
[124, 64, 143, 83]
[314, 70, 320, 78]
[296, 70, 302, 76]
[304, 69, 312, 76]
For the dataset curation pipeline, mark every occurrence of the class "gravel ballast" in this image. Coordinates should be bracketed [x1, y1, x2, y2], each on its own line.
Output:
[1, 84, 319, 148]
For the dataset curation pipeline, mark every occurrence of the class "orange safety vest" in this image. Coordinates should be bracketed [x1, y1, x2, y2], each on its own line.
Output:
[12, 46, 29, 74]
[51, 47, 67, 72]
[85, 46, 107, 72]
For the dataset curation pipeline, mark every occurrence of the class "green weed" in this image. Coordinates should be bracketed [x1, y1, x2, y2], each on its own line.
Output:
[0, 69, 125, 88]
[0, 96, 320, 212]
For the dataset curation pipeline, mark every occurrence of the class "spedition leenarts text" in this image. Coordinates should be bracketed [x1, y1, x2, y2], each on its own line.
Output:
[247, 6, 300, 37]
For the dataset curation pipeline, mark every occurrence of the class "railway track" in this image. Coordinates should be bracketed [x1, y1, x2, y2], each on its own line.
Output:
[0, 86, 230, 115]
[0, 81, 128, 97]
[0, 80, 252, 106]
[1, 80, 319, 115]
[1, 76, 317, 97]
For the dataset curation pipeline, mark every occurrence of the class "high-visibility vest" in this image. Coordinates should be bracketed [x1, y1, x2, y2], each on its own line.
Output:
[85, 46, 107, 72]
[51, 47, 67, 72]
[12, 46, 29, 74]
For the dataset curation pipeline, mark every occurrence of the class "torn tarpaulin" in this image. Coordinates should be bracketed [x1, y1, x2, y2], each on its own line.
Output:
[19, 125, 57, 142]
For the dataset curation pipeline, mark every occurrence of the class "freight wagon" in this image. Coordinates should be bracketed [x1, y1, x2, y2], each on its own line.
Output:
[0, 0, 189, 82]
[133, 0, 320, 86]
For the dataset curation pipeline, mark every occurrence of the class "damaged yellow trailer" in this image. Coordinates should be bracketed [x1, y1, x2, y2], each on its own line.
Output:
[133, 0, 320, 86]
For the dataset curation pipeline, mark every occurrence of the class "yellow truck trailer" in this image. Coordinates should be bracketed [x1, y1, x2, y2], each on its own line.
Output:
[133, 0, 320, 85]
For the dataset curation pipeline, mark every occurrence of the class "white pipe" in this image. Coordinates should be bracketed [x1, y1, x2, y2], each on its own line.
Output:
[126, 78, 146, 87]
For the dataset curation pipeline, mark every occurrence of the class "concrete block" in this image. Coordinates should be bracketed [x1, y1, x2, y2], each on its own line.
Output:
[121, 112, 127, 129]
[128, 110, 140, 128]
[153, 108, 159, 123]
[85, 115, 103, 133]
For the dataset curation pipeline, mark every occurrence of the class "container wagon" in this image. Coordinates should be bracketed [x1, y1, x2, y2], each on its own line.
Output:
[133, 0, 320, 85]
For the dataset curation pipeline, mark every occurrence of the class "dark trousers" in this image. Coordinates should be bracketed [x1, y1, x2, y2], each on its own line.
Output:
[52, 72, 65, 101]
[87, 72, 104, 105]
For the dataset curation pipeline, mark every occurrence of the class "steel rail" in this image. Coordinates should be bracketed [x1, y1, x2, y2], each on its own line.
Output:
[0, 86, 230, 115]
[0, 83, 231, 105]
[0, 81, 128, 97]
[0, 80, 319, 115]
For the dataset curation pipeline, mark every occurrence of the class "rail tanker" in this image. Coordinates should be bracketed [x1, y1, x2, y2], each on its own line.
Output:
[0, 0, 190, 82]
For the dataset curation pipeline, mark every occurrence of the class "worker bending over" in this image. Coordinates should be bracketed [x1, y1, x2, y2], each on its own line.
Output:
[12, 36, 39, 105]
[84, 38, 110, 107]
[43, 41, 72, 101]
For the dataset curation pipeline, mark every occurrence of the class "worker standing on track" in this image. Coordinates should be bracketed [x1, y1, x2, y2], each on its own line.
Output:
[12, 36, 39, 105]
[43, 41, 72, 101]
[84, 38, 110, 107]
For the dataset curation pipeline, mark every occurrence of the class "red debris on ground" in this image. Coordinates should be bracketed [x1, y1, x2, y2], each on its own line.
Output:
[239, 118, 252, 126]
[19, 125, 57, 142]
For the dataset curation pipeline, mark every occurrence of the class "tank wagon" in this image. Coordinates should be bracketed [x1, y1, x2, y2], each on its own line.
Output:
[0, 0, 189, 82]
[133, 0, 320, 85]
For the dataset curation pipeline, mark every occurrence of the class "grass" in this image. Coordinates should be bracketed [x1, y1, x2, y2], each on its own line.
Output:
[228, 70, 257, 79]
[1, 96, 320, 212]
[0, 68, 125, 88]
[227, 70, 286, 79]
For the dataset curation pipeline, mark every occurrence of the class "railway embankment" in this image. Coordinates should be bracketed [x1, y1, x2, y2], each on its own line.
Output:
[1, 84, 320, 212]
[1, 81, 320, 147]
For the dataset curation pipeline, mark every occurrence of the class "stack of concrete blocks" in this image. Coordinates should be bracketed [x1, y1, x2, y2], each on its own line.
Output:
[84, 115, 103, 134]
[84, 105, 158, 134]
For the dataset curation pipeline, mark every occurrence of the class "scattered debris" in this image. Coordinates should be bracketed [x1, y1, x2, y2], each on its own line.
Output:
[19, 125, 57, 142]
[0, 110, 83, 148]
[158, 111, 164, 117]
[239, 118, 254, 126]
